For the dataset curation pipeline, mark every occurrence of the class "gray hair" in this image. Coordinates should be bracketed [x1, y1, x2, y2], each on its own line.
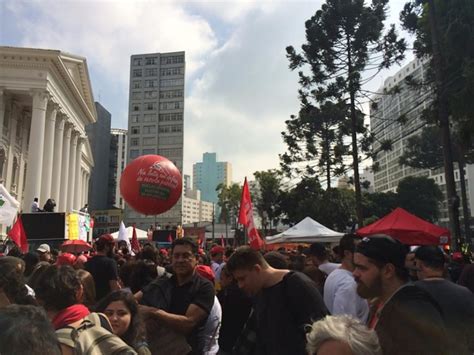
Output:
[306, 315, 382, 355]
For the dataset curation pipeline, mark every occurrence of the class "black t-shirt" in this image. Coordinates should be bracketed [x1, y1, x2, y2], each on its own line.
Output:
[416, 279, 474, 354]
[85, 255, 118, 301]
[255, 271, 328, 355]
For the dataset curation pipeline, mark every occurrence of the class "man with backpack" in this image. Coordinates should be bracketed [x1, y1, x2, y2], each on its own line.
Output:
[226, 246, 328, 355]
[34, 265, 136, 354]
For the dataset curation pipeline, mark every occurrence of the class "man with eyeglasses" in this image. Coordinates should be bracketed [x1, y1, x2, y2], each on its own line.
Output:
[353, 235, 448, 355]
[140, 238, 215, 354]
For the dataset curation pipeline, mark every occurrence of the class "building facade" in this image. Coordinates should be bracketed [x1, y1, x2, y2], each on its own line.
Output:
[370, 58, 474, 225]
[0, 47, 95, 216]
[182, 189, 214, 225]
[108, 128, 127, 209]
[91, 208, 123, 238]
[86, 102, 111, 211]
[193, 152, 232, 204]
[125, 51, 185, 230]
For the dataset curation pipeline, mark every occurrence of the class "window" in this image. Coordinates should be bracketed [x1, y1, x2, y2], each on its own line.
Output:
[144, 114, 157, 122]
[145, 102, 157, 111]
[133, 58, 142, 66]
[159, 101, 183, 110]
[143, 148, 155, 155]
[131, 92, 142, 100]
[143, 137, 155, 145]
[160, 67, 184, 76]
[158, 148, 182, 157]
[145, 80, 158, 88]
[144, 90, 158, 99]
[130, 138, 139, 146]
[160, 79, 184, 87]
[131, 115, 139, 123]
[133, 81, 141, 89]
[145, 68, 158, 76]
[130, 149, 139, 159]
[160, 55, 184, 65]
[143, 125, 156, 134]
[131, 126, 140, 134]
[145, 57, 158, 65]
[159, 136, 183, 145]
[133, 69, 142, 77]
[171, 125, 182, 133]
[132, 104, 140, 112]
[159, 125, 182, 133]
[159, 113, 183, 122]
[159, 90, 183, 99]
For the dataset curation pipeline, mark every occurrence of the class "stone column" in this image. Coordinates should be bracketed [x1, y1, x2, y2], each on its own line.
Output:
[59, 122, 72, 211]
[51, 114, 65, 202]
[0, 89, 5, 140]
[67, 131, 79, 212]
[23, 90, 48, 210]
[85, 173, 90, 204]
[17, 112, 30, 207]
[74, 137, 84, 210]
[5, 101, 18, 192]
[40, 103, 58, 203]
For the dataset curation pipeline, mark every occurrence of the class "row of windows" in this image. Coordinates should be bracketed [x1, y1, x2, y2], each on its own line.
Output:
[132, 79, 185, 89]
[131, 125, 157, 135]
[159, 113, 183, 122]
[133, 56, 184, 67]
[131, 101, 183, 112]
[130, 112, 184, 123]
[129, 147, 183, 160]
[159, 125, 183, 133]
[132, 67, 184, 78]
[132, 89, 183, 100]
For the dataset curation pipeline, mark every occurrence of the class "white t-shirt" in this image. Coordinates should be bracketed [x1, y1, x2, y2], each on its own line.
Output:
[318, 262, 340, 275]
[199, 295, 222, 355]
[323, 268, 369, 322]
[211, 261, 225, 282]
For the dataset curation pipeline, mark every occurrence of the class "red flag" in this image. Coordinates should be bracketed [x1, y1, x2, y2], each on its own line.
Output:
[168, 233, 173, 243]
[221, 235, 225, 247]
[8, 215, 28, 253]
[131, 224, 140, 253]
[238, 177, 265, 250]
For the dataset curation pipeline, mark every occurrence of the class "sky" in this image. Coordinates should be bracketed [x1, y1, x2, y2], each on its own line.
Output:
[0, 0, 413, 184]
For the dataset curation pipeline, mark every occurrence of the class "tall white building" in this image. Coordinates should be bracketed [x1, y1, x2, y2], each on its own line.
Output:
[182, 189, 214, 225]
[108, 128, 127, 209]
[370, 58, 474, 225]
[0, 46, 95, 215]
[125, 51, 185, 230]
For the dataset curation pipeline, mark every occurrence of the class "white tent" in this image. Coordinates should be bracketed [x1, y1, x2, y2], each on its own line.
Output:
[266, 217, 344, 244]
[111, 226, 148, 240]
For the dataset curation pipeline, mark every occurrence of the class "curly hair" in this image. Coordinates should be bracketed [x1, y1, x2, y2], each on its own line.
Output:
[0, 257, 36, 305]
[94, 290, 147, 348]
[34, 265, 81, 311]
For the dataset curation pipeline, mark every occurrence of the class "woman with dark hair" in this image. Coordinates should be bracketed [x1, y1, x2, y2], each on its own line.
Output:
[0, 256, 36, 307]
[76, 269, 96, 310]
[95, 290, 150, 354]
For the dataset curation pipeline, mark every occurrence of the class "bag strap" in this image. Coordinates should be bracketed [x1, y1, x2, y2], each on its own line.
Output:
[56, 327, 76, 348]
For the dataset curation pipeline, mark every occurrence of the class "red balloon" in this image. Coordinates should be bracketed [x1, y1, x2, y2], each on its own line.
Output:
[120, 155, 182, 215]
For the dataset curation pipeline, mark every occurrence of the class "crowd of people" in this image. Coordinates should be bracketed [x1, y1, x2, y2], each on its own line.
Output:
[0, 233, 473, 355]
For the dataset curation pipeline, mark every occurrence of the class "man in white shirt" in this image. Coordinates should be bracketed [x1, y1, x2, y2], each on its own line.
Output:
[309, 242, 340, 275]
[324, 235, 369, 322]
[31, 197, 40, 213]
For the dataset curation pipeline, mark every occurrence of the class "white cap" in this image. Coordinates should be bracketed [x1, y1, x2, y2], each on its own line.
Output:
[36, 244, 51, 253]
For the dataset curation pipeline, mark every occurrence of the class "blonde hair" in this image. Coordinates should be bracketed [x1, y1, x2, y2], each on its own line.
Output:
[306, 315, 382, 355]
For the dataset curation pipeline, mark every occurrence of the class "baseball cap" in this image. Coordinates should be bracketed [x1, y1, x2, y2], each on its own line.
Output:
[196, 264, 215, 283]
[355, 235, 407, 269]
[210, 246, 225, 255]
[56, 253, 77, 266]
[36, 244, 51, 253]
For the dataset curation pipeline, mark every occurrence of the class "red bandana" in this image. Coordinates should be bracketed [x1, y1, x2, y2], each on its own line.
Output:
[52, 304, 90, 329]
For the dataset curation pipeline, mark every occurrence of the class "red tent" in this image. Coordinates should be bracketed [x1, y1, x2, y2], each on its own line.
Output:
[356, 207, 450, 245]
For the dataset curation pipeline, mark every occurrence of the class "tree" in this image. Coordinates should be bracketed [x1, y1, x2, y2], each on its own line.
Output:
[286, 0, 406, 226]
[397, 176, 443, 222]
[400, 0, 474, 244]
[362, 191, 399, 223]
[317, 188, 356, 231]
[253, 170, 282, 234]
[216, 183, 242, 228]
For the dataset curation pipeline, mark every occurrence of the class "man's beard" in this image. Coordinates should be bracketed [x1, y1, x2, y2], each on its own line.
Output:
[356, 274, 383, 299]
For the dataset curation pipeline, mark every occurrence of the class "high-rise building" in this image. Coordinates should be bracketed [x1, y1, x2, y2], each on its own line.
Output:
[183, 174, 192, 193]
[193, 152, 232, 204]
[370, 58, 474, 226]
[182, 189, 214, 225]
[125, 51, 185, 230]
[108, 128, 128, 209]
[86, 102, 111, 211]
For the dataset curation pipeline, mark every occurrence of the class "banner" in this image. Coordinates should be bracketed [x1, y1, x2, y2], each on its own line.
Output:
[238, 177, 264, 250]
[67, 213, 80, 240]
[0, 184, 20, 227]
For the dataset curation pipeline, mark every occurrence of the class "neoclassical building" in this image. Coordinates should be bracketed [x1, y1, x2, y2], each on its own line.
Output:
[0, 46, 95, 214]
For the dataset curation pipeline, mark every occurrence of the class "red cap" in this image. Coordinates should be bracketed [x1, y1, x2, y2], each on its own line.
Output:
[196, 265, 215, 283]
[56, 253, 77, 266]
[210, 246, 225, 255]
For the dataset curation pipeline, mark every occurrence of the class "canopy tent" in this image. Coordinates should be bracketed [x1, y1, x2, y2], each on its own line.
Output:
[266, 217, 344, 244]
[111, 226, 148, 240]
[356, 207, 450, 245]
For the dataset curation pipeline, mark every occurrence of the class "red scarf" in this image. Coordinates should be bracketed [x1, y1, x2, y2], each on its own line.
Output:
[52, 304, 90, 329]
